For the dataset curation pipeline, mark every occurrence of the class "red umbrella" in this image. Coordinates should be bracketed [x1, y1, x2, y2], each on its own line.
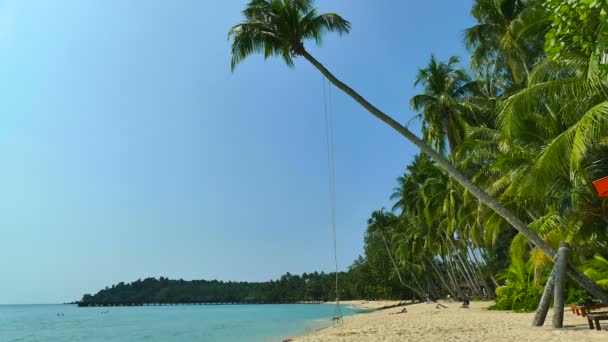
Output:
[593, 176, 608, 197]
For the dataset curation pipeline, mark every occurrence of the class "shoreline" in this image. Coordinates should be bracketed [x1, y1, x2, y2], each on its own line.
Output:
[292, 300, 607, 341]
[283, 301, 399, 341]
[282, 301, 381, 342]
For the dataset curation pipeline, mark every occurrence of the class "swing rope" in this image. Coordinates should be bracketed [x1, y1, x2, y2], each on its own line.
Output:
[322, 76, 342, 324]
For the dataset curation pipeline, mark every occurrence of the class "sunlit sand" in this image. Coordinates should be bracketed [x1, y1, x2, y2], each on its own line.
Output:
[295, 300, 607, 341]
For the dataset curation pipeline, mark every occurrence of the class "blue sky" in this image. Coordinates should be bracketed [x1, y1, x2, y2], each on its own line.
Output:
[0, 1, 474, 304]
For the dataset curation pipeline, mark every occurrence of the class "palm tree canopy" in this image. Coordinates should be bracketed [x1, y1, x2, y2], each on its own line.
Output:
[367, 209, 398, 234]
[464, 0, 548, 85]
[410, 55, 474, 155]
[228, 0, 350, 70]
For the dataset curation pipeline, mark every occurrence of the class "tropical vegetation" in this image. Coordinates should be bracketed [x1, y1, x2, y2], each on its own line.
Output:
[228, 0, 608, 312]
[80, 270, 407, 305]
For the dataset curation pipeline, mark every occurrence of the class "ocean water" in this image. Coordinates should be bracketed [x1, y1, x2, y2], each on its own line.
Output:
[0, 304, 365, 342]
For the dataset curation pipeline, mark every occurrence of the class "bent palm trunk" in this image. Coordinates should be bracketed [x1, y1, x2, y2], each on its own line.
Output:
[467, 245, 493, 297]
[300, 50, 608, 303]
[379, 232, 425, 298]
[441, 254, 463, 296]
[426, 256, 458, 298]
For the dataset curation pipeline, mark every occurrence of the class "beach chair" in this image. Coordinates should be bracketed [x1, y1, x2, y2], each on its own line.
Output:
[586, 311, 608, 330]
[571, 304, 608, 317]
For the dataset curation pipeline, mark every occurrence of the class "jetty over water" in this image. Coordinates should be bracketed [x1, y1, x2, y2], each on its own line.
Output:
[77, 299, 324, 307]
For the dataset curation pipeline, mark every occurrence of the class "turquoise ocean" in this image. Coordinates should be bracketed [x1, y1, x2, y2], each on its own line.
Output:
[1, 304, 365, 342]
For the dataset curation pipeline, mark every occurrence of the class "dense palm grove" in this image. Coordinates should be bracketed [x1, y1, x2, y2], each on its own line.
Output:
[345, 0, 608, 311]
[226, 0, 608, 311]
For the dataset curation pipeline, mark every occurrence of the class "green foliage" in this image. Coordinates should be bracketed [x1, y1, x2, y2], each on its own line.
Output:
[582, 254, 608, 289]
[227, 0, 608, 309]
[565, 286, 593, 305]
[228, 0, 350, 70]
[411, 55, 473, 155]
[488, 262, 541, 312]
[545, 0, 608, 61]
[464, 0, 548, 85]
[489, 286, 540, 312]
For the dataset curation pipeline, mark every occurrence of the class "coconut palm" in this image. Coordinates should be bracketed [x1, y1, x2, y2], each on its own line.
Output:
[464, 0, 548, 85]
[228, 0, 608, 301]
[491, 55, 608, 280]
[390, 153, 439, 215]
[501, 57, 608, 183]
[391, 155, 490, 297]
[410, 55, 475, 155]
[367, 209, 426, 297]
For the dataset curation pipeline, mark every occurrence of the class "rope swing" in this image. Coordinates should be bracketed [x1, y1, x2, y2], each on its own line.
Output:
[322, 76, 342, 324]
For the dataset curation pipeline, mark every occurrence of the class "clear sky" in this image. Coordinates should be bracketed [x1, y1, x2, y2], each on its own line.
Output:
[0, 1, 474, 304]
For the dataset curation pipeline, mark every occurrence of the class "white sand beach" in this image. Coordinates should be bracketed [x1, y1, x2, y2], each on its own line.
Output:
[294, 300, 607, 341]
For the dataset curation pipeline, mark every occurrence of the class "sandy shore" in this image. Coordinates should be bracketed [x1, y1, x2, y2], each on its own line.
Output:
[294, 300, 607, 341]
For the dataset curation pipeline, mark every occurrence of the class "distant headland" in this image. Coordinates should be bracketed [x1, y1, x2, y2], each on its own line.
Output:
[78, 272, 360, 307]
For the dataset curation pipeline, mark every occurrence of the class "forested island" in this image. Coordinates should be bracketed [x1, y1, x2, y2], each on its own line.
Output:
[79, 229, 436, 306]
[79, 271, 391, 306]
[80, 274, 337, 305]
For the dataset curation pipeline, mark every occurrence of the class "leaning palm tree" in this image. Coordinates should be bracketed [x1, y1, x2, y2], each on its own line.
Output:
[390, 153, 437, 215]
[228, 0, 608, 301]
[367, 209, 425, 297]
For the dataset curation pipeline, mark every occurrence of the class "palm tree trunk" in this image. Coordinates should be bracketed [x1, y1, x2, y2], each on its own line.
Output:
[442, 235, 479, 296]
[426, 256, 458, 298]
[453, 246, 479, 296]
[300, 50, 608, 303]
[462, 249, 485, 295]
[442, 251, 464, 295]
[444, 244, 467, 291]
[379, 232, 425, 298]
[461, 243, 488, 296]
[553, 243, 569, 328]
[444, 112, 457, 156]
[448, 238, 482, 296]
[466, 243, 494, 297]
[532, 266, 555, 326]
[408, 268, 426, 297]
[441, 254, 462, 296]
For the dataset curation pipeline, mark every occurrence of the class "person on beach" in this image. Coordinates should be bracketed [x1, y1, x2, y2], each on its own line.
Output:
[461, 297, 470, 308]
[390, 307, 407, 315]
